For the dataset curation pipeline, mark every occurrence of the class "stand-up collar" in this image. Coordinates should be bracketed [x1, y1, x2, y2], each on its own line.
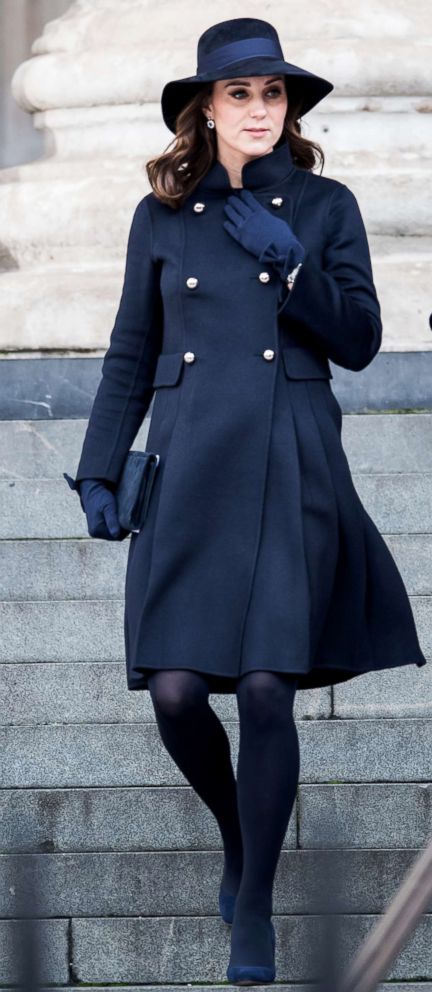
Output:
[194, 137, 296, 193]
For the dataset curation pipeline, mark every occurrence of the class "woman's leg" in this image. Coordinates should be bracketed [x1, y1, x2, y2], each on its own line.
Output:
[229, 669, 300, 966]
[147, 668, 243, 894]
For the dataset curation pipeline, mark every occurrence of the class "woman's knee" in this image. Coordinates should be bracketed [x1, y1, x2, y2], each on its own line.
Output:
[147, 668, 210, 719]
[236, 670, 298, 724]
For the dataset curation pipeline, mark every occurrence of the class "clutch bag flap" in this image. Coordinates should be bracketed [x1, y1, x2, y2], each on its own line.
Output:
[115, 450, 160, 533]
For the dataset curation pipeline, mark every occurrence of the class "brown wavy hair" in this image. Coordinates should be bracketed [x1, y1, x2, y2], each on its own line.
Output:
[146, 79, 325, 210]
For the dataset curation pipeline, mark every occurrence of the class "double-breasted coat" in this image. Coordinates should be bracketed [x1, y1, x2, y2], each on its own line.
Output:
[69, 136, 427, 693]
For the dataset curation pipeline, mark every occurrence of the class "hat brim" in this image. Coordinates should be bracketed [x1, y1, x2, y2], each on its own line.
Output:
[161, 58, 333, 133]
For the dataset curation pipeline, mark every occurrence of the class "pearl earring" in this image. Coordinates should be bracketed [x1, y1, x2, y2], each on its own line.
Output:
[206, 117, 215, 129]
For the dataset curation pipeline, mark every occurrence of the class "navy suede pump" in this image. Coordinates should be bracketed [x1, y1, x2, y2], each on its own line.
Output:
[218, 884, 237, 924]
[226, 920, 276, 984]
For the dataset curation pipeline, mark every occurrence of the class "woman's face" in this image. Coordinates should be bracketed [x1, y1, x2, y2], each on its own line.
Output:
[205, 75, 288, 158]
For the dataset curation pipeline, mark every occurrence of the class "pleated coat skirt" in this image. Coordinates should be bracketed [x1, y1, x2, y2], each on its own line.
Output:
[67, 136, 428, 693]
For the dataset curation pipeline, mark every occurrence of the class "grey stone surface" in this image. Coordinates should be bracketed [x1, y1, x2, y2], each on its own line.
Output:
[330, 356, 432, 413]
[5, 987, 431, 992]
[1, 782, 428, 854]
[1, 596, 429, 662]
[299, 784, 432, 848]
[341, 412, 432, 472]
[0, 479, 90, 538]
[1, 354, 431, 419]
[0, 849, 428, 917]
[293, 716, 432, 784]
[0, 417, 148, 478]
[1, 785, 288, 854]
[0, 719, 430, 788]
[412, 596, 432, 657]
[1, 413, 432, 478]
[0, 357, 107, 421]
[2, 473, 432, 538]
[70, 913, 432, 982]
[353, 472, 432, 533]
[0, 662, 330, 725]
[0, 599, 125, 661]
[3, 534, 432, 601]
[0, 782, 432, 853]
[0, 419, 83, 479]
[0, 919, 68, 983]
[333, 663, 432, 716]
[384, 534, 432, 595]
[0, 538, 128, 600]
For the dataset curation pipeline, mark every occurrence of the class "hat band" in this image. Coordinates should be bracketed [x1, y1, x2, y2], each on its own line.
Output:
[197, 36, 283, 74]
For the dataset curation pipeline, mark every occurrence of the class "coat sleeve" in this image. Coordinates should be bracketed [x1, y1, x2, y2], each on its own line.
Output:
[276, 182, 382, 372]
[69, 196, 163, 487]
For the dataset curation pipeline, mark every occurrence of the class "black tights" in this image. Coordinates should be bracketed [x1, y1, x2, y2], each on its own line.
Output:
[147, 667, 300, 965]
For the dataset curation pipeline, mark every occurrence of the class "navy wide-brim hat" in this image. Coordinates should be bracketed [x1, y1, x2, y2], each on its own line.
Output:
[161, 17, 334, 134]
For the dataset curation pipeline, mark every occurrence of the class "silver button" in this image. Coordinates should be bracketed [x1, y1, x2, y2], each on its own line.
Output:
[259, 271, 270, 283]
[183, 351, 196, 363]
[193, 202, 206, 213]
[186, 277, 199, 289]
[271, 196, 283, 208]
[263, 349, 275, 361]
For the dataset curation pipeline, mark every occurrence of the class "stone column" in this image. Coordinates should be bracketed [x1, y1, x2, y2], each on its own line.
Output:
[1, 0, 431, 352]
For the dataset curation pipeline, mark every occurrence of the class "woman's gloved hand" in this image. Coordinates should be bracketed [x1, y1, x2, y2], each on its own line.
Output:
[79, 479, 127, 540]
[63, 473, 128, 541]
[223, 188, 305, 282]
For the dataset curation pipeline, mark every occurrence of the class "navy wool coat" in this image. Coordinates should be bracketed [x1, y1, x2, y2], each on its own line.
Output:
[68, 136, 427, 693]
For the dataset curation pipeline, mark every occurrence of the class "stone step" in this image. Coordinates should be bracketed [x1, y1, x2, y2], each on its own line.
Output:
[0, 919, 68, 984]
[2, 987, 430, 992]
[1, 473, 431, 538]
[333, 663, 432, 716]
[1, 659, 430, 724]
[340, 412, 432, 473]
[0, 662, 330, 724]
[0, 596, 429, 664]
[0, 719, 430, 788]
[2, 355, 432, 418]
[299, 784, 432, 849]
[1, 415, 432, 479]
[353, 473, 432, 532]
[1, 913, 430, 984]
[2, 533, 431, 601]
[0, 784, 430, 854]
[314, 109, 431, 161]
[0, 783, 295, 854]
[1, 849, 430, 917]
[0, 265, 122, 352]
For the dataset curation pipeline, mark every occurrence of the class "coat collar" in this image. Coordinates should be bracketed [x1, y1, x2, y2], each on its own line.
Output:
[194, 137, 296, 193]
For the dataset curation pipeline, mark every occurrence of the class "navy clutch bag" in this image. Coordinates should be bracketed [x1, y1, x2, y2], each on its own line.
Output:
[114, 450, 160, 532]
[63, 449, 160, 535]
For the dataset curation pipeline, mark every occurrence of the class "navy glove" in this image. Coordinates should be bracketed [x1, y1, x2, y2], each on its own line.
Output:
[79, 479, 126, 540]
[63, 474, 128, 541]
[223, 188, 305, 282]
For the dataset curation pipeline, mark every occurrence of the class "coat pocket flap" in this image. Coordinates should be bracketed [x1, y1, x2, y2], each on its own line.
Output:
[153, 352, 185, 387]
[281, 346, 333, 380]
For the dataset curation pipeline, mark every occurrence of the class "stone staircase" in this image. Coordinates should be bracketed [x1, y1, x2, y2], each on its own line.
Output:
[1, 410, 431, 989]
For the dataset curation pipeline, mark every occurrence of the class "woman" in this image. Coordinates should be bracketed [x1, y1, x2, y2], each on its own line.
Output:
[64, 17, 427, 985]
